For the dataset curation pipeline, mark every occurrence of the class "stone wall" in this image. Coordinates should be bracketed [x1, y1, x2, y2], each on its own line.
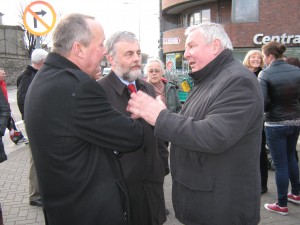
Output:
[0, 56, 30, 85]
[0, 25, 30, 85]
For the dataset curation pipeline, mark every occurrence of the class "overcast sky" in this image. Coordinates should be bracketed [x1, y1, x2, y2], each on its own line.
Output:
[0, 0, 160, 57]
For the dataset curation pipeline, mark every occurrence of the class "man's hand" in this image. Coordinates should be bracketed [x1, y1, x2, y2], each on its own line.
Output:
[127, 91, 166, 126]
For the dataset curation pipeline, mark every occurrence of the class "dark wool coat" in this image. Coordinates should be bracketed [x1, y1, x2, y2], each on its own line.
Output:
[98, 72, 166, 225]
[17, 65, 38, 119]
[24, 53, 143, 225]
[155, 50, 263, 225]
[0, 86, 10, 135]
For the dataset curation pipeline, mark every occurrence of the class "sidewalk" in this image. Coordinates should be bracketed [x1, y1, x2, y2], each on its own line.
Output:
[1, 145, 300, 225]
[1, 86, 300, 224]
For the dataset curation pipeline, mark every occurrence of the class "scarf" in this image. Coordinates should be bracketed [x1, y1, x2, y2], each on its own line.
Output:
[152, 80, 166, 104]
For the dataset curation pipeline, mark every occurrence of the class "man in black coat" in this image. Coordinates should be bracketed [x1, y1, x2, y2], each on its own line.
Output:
[24, 14, 143, 225]
[98, 31, 166, 225]
[17, 48, 48, 208]
[17, 48, 48, 119]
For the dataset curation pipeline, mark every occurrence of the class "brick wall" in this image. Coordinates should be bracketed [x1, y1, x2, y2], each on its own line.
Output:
[162, 0, 300, 53]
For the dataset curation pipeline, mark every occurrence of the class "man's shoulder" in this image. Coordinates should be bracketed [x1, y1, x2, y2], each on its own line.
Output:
[97, 73, 118, 89]
[134, 78, 156, 98]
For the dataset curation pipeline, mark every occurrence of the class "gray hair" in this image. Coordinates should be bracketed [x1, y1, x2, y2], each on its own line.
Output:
[145, 58, 164, 72]
[31, 49, 48, 64]
[185, 23, 233, 50]
[105, 31, 138, 56]
[52, 13, 95, 55]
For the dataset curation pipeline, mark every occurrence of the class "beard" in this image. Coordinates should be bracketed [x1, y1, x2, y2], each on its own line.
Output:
[114, 64, 142, 83]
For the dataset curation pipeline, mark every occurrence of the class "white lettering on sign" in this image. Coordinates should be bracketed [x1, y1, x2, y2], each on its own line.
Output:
[163, 38, 180, 45]
[253, 33, 300, 45]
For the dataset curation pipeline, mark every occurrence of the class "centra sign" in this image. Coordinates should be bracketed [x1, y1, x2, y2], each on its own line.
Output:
[253, 33, 300, 45]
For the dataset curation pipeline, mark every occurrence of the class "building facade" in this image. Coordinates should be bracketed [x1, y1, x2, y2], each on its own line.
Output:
[160, 0, 300, 71]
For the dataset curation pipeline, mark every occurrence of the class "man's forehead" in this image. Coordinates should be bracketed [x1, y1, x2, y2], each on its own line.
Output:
[116, 41, 140, 52]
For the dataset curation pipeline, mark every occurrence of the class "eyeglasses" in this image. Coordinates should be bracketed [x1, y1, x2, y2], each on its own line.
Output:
[148, 69, 160, 73]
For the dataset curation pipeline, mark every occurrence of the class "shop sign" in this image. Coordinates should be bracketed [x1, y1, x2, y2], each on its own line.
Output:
[253, 33, 300, 45]
[163, 38, 180, 45]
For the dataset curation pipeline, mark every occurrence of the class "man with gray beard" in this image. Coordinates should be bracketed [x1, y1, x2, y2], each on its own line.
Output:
[98, 31, 166, 225]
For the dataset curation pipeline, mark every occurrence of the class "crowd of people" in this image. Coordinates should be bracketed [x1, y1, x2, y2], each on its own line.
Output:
[0, 12, 300, 225]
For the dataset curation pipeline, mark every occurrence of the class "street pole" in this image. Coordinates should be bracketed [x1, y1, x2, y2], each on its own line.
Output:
[123, 1, 141, 42]
[35, 36, 41, 49]
[159, 0, 163, 61]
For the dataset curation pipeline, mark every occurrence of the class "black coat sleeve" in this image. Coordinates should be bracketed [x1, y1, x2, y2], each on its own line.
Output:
[17, 74, 33, 119]
[71, 79, 144, 153]
[0, 89, 11, 136]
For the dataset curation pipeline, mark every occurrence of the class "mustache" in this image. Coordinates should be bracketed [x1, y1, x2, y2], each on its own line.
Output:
[131, 64, 141, 69]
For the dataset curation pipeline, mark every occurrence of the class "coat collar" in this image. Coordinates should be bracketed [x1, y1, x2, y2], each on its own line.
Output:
[44, 52, 80, 70]
[26, 65, 38, 74]
[104, 71, 148, 96]
[189, 49, 234, 85]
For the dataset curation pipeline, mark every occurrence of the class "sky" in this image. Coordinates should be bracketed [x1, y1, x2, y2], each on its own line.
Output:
[0, 0, 160, 57]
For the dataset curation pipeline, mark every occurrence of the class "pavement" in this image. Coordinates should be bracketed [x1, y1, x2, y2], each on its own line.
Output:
[1, 86, 300, 225]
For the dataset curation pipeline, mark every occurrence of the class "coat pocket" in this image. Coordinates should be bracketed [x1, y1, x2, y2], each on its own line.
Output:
[173, 151, 215, 191]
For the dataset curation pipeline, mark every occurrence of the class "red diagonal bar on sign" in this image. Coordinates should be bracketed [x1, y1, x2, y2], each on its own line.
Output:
[28, 8, 50, 29]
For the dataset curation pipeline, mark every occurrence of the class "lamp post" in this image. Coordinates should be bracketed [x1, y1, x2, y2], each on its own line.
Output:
[158, 0, 163, 61]
[123, 1, 141, 42]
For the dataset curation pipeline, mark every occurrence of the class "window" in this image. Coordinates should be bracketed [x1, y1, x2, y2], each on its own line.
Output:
[185, 9, 211, 27]
[232, 0, 259, 22]
[202, 9, 210, 23]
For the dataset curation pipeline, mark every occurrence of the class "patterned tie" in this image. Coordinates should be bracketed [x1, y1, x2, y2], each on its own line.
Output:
[127, 84, 136, 93]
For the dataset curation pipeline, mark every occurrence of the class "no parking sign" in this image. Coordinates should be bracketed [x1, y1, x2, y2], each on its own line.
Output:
[23, 1, 56, 36]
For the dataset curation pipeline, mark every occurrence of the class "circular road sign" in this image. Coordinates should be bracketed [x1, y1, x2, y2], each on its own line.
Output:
[23, 1, 56, 36]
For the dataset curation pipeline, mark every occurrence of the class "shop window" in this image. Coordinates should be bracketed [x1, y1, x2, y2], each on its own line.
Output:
[232, 0, 259, 22]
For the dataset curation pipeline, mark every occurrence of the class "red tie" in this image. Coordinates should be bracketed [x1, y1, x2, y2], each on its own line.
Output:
[128, 84, 136, 93]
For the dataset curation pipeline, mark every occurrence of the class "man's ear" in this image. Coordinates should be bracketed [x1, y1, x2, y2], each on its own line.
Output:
[212, 39, 222, 55]
[73, 42, 84, 58]
[107, 54, 114, 66]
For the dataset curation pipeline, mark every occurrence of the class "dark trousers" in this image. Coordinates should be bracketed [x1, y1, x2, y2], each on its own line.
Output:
[260, 129, 269, 188]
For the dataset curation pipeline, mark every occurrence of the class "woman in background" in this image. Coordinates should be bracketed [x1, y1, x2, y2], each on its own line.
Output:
[287, 56, 300, 68]
[243, 49, 264, 75]
[258, 41, 300, 215]
[0, 68, 28, 145]
[145, 58, 182, 113]
[243, 50, 269, 194]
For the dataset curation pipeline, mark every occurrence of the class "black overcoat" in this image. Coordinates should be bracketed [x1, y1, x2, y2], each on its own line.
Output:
[24, 53, 143, 225]
[98, 72, 166, 225]
[17, 65, 38, 119]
